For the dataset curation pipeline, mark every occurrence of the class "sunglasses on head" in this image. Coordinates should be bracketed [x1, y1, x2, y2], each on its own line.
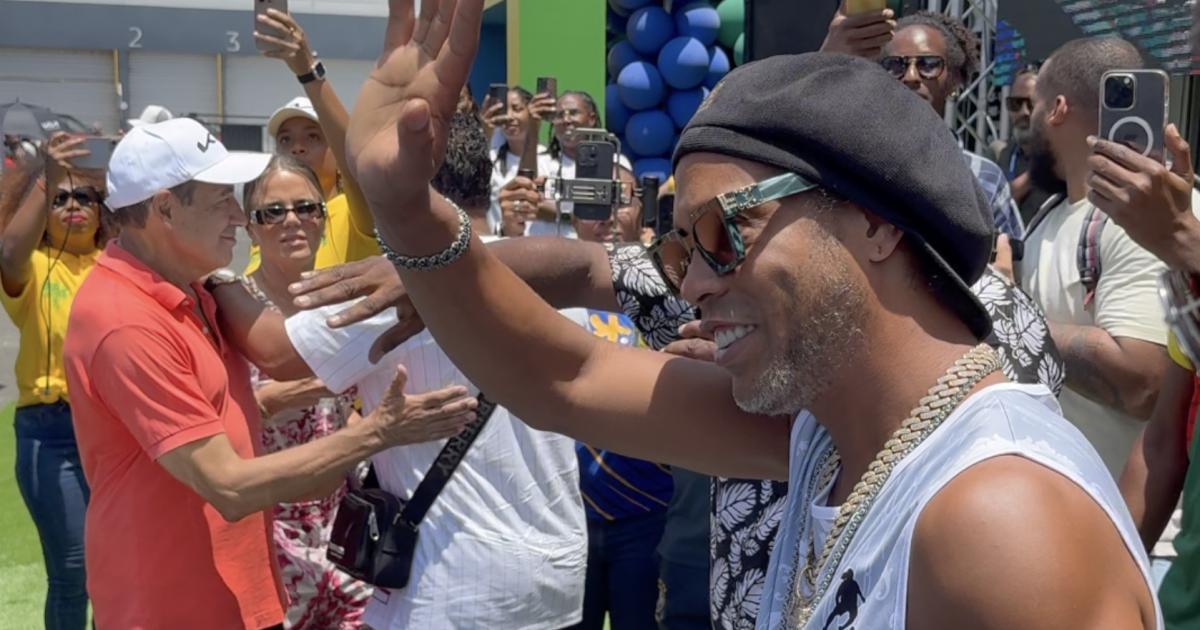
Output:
[648, 172, 819, 295]
[249, 201, 326, 225]
[52, 186, 104, 209]
[880, 55, 947, 81]
[1005, 96, 1033, 113]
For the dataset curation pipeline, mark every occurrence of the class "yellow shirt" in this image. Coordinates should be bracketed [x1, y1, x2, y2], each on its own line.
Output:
[244, 192, 380, 274]
[1, 246, 100, 407]
[1169, 332, 1194, 371]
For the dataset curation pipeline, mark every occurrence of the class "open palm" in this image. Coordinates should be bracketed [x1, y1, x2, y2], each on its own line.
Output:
[346, 0, 484, 210]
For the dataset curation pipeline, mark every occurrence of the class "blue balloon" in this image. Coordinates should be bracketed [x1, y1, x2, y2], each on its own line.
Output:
[634, 157, 674, 183]
[667, 87, 709, 129]
[705, 45, 731, 89]
[674, 2, 722, 46]
[607, 39, 643, 81]
[611, 0, 653, 12]
[606, 83, 632, 135]
[618, 61, 666, 111]
[625, 110, 675, 157]
[657, 36, 710, 90]
[627, 6, 675, 55]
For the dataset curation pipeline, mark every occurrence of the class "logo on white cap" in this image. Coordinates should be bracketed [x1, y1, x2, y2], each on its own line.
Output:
[105, 118, 271, 210]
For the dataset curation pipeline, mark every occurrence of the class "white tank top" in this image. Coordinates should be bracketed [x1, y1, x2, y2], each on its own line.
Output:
[757, 383, 1162, 629]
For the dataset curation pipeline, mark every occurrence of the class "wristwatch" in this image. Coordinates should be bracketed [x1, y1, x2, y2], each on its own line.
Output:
[204, 268, 240, 293]
[297, 61, 326, 85]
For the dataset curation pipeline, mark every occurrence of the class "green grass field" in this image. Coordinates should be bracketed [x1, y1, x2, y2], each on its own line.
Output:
[0, 402, 43, 628]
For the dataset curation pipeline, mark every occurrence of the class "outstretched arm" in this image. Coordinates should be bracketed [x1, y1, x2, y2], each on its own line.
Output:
[342, 0, 788, 480]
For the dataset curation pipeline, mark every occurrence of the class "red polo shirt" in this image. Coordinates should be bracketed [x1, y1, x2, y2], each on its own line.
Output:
[63, 242, 285, 630]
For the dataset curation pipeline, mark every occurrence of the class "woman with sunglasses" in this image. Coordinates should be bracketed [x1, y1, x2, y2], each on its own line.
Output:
[0, 132, 109, 630]
[877, 11, 1025, 243]
[241, 155, 372, 628]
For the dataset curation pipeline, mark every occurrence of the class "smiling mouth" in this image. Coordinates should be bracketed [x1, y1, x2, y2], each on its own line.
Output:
[715, 325, 757, 351]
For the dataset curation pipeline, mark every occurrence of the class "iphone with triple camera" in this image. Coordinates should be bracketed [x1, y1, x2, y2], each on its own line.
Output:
[1099, 69, 1169, 163]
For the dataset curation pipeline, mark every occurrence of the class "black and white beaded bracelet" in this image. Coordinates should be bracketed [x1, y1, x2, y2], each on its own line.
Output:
[376, 202, 472, 271]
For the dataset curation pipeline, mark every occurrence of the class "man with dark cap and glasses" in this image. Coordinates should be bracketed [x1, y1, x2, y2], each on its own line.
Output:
[342, 1, 1159, 628]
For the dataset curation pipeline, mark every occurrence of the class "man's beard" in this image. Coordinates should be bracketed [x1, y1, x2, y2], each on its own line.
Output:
[1027, 116, 1066, 194]
[734, 228, 868, 417]
[1011, 123, 1032, 148]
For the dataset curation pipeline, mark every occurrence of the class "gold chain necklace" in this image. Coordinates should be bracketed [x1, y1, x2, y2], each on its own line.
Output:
[784, 343, 1000, 627]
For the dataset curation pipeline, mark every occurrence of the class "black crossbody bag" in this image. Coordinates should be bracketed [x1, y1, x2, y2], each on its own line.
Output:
[327, 394, 498, 589]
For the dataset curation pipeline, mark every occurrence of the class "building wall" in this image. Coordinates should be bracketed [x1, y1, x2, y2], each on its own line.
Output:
[0, 0, 506, 139]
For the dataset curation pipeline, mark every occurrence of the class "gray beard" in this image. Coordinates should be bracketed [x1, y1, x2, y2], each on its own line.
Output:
[733, 261, 868, 417]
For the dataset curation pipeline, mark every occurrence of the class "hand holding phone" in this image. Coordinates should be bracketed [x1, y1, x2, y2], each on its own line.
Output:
[822, 0, 898, 59]
[1098, 69, 1168, 161]
[254, 0, 291, 53]
[72, 136, 118, 171]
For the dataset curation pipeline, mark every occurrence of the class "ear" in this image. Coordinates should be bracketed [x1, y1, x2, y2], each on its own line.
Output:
[1047, 95, 1070, 127]
[150, 190, 174, 222]
[861, 211, 905, 263]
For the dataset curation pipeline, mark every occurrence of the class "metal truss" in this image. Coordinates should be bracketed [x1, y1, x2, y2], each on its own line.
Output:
[926, 0, 1004, 154]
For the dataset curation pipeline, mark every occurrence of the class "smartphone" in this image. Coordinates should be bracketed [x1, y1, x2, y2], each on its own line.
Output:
[73, 136, 118, 170]
[846, 0, 902, 15]
[487, 83, 509, 117]
[1099, 69, 1168, 162]
[255, 0, 290, 52]
[536, 77, 558, 100]
[573, 138, 618, 221]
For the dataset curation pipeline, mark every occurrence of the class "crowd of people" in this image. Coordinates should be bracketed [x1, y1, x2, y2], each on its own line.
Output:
[1, 0, 1198, 628]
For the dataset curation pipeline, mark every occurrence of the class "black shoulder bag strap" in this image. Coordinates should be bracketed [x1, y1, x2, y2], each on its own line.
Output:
[393, 392, 499, 529]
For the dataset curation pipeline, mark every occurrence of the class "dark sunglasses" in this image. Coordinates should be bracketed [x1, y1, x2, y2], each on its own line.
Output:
[1005, 96, 1033, 113]
[52, 187, 104, 208]
[648, 172, 819, 295]
[880, 55, 947, 81]
[249, 201, 326, 225]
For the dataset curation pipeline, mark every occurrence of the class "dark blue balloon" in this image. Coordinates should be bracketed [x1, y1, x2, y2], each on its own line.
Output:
[605, 83, 632, 135]
[657, 36, 710, 90]
[634, 157, 674, 182]
[705, 45, 731, 89]
[607, 39, 643, 81]
[611, 0, 653, 12]
[618, 61, 666, 111]
[627, 5, 675, 54]
[674, 2, 722, 46]
[667, 87, 709, 129]
[625, 110, 676, 157]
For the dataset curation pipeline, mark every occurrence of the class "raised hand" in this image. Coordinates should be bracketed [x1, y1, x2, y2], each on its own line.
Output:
[364, 367, 478, 447]
[345, 0, 485, 212]
[1087, 124, 1199, 272]
[255, 8, 317, 76]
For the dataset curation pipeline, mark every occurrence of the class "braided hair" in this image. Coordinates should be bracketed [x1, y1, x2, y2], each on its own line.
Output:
[548, 90, 599, 161]
[493, 85, 533, 174]
[896, 11, 980, 88]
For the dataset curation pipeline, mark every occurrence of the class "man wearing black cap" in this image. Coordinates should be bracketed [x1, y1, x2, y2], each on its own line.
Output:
[342, 1, 1159, 627]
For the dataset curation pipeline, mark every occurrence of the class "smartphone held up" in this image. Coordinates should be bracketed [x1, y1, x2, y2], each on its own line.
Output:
[254, 0, 290, 52]
[1098, 69, 1169, 163]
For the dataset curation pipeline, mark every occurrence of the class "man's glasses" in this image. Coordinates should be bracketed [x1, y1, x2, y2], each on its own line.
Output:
[1005, 96, 1033, 113]
[52, 187, 104, 209]
[249, 201, 326, 225]
[648, 172, 819, 295]
[880, 55, 947, 81]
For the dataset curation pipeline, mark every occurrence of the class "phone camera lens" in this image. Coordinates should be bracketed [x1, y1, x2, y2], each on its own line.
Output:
[1104, 75, 1136, 110]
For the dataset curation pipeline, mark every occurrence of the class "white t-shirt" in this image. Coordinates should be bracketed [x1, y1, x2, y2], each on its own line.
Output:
[1018, 194, 1199, 477]
[758, 384, 1161, 629]
[285, 300, 586, 630]
[488, 138, 556, 236]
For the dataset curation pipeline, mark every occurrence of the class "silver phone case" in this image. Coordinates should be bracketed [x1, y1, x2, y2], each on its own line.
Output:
[1098, 69, 1169, 161]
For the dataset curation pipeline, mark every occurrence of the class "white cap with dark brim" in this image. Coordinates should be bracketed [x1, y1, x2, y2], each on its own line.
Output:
[106, 118, 270, 210]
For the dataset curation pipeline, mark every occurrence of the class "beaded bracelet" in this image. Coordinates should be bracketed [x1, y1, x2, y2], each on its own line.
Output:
[376, 201, 472, 271]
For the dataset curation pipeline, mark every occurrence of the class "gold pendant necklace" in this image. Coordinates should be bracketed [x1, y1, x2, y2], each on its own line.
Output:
[783, 343, 1000, 628]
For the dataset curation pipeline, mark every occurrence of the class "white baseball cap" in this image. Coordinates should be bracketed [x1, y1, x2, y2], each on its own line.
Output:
[127, 105, 174, 129]
[266, 97, 320, 138]
[105, 118, 271, 210]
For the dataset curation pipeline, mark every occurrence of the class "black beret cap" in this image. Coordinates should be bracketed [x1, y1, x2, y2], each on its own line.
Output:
[673, 52, 995, 339]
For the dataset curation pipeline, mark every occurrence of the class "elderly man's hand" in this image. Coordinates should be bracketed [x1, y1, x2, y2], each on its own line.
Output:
[1087, 123, 1200, 272]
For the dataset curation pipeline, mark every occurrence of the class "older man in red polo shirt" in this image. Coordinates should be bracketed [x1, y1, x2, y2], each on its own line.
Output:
[62, 119, 477, 630]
